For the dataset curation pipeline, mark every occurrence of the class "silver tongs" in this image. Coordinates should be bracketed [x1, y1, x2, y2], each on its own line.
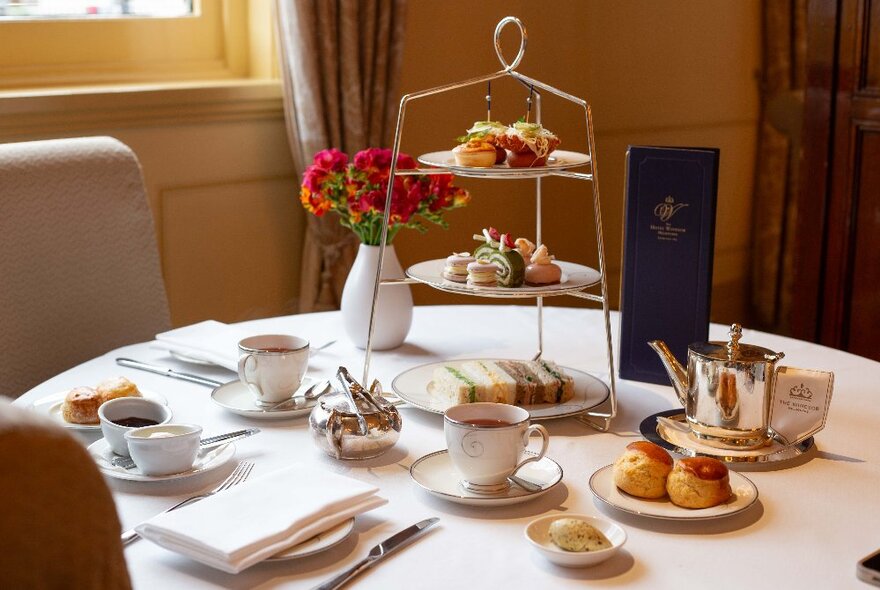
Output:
[336, 367, 393, 434]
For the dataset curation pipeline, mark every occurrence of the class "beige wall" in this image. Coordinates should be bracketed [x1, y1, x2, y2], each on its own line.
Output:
[394, 0, 761, 323]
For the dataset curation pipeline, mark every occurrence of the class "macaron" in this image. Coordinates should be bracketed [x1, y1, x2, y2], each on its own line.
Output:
[443, 252, 475, 283]
[466, 260, 499, 287]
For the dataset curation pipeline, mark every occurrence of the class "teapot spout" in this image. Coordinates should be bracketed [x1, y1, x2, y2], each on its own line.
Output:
[647, 340, 689, 406]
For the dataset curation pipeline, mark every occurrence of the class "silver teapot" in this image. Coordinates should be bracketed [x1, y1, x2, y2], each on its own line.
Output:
[309, 367, 402, 460]
[648, 324, 785, 449]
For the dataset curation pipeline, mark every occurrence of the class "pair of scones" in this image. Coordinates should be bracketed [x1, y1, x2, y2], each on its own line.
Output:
[61, 377, 142, 424]
[612, 441, 731, 509]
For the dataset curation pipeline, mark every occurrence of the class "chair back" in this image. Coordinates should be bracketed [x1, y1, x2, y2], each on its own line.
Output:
[0, 137, 171, 397]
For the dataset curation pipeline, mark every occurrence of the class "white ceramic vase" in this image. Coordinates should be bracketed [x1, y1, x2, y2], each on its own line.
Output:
[340, 243, 413, 350]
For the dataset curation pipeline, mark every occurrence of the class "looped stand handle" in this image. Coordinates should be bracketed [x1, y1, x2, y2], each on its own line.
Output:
[494, 16, 527, 71]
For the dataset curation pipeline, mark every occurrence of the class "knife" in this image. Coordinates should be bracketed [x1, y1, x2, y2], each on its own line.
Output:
[311, 517, 440, 590]
[116, 357, 225, 388]
[110, 428, 261, 469]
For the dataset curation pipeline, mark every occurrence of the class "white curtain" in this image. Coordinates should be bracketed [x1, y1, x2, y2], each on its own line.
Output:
[275, 0, 408, 312]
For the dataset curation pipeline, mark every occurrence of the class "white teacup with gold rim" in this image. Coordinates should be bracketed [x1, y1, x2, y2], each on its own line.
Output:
[444, 402, 550, 494]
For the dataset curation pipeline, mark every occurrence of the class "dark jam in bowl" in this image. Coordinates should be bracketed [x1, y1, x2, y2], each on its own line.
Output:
[112, 417, 159, 428]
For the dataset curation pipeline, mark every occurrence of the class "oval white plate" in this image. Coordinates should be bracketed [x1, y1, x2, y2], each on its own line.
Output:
[391, 360, 610, 421]
[409, 449, 563, 506]
[211, 378, 320, 420]
[588, 464, 759, 521]
[266, 518, 355, 562]
[417, 149, 591, 179]
[87, 438, 235, 482]
[406, 259, 601, 298]
[30, 389, 168, 431]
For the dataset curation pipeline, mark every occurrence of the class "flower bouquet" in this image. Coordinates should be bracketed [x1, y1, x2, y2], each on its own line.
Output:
[299, 147, 470, 244]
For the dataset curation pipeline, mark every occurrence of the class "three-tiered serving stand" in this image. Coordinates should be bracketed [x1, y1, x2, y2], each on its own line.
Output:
[361, 17, 617, 431]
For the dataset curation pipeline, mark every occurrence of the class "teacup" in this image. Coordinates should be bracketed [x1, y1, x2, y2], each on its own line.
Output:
[238, 335, 309, 407]
[98, 397, 173, 456]
[444, 402, 550, 494]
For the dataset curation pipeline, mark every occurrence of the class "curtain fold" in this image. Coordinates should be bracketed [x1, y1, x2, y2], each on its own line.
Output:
[749, 0, 806, 332]
[276, 0, 407, 312]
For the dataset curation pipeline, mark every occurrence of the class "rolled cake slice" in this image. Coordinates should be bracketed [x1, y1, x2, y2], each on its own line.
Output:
[474, 243, 524, 288]
[461, 360, 517, 404]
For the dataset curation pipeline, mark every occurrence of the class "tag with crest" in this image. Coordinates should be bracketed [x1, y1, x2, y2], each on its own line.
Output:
[769, 367, 834, 446]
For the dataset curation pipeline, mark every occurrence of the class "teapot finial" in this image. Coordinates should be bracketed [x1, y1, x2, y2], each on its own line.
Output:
[727, 324, 742, 355]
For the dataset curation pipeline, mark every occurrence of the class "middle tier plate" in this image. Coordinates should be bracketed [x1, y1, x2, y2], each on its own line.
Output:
[392, 360, 610, 420]
[405, 259, 601, 298]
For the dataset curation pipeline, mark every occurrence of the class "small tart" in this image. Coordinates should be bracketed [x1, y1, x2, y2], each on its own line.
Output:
[452, 139, 497, 167]
[466, 259, 499, 286]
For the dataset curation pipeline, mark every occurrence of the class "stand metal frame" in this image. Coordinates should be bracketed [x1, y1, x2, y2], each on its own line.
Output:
[361, 17, 616, 431]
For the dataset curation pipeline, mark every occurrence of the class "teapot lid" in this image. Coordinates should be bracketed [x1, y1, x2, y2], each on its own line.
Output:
[689, 324, 783, 363]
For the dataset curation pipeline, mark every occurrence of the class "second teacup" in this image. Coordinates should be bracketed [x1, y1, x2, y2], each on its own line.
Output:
[444, 402, 550, 494]
[238, 335, 309, 407]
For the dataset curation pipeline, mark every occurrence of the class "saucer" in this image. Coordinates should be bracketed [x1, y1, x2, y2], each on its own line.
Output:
[589, 464, 758, 521]
[409, 450, 563, 506]
[30, 389, 168, 432]
[640, 409, 814, 463]
[266, 518, 355, 561]
[211, 378, 320, 419]
[87, 437, 235, 482]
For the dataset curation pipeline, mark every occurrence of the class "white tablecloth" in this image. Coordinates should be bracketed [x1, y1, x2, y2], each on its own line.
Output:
[15, 305, 880, 589]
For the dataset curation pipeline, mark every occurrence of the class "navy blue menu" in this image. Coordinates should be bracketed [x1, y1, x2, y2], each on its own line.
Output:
[618, 146, 719, 385]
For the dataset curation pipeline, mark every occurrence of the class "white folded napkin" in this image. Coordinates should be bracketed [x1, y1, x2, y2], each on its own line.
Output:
[136, 464, 387, 573]
[153, 320, 248, 371]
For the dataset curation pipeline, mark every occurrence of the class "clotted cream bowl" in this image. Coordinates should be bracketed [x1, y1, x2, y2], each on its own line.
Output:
[524, 514, 626, 568]
[124, 424, 202, 476]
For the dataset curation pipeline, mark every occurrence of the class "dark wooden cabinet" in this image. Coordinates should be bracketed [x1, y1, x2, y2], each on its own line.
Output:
[792, 0, 880, 361]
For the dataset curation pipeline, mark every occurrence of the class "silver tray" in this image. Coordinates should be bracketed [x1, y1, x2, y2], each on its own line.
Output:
[640, 409, 814, 464]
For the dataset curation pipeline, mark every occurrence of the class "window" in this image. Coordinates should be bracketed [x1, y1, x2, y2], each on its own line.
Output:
[0, 1, 193, 19]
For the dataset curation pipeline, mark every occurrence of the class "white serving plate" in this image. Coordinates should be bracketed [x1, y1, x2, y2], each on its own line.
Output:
[30, 389, 168, 431]
[405, 259, 601, 298]
[417, 149, 591, 179]
[588, 464, 759, 521]
[391, 360, 610, 420]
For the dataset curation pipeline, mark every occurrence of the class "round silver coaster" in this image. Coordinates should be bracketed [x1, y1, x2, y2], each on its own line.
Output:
[640, 409, 814, 464]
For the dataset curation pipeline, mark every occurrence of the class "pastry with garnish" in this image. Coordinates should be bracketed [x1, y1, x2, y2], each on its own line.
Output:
[443, 252, 475, 283]
[452, 139, 497, 167]
[466, 259, 499, 287]
[517, 241, 563, 286]
[457, 120, 509, 164]
[472, 227, 525, 287]
[496, 121, 560, 167]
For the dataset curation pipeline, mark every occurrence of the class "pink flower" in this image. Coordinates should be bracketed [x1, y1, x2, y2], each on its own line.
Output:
[313, 148, 348, 172]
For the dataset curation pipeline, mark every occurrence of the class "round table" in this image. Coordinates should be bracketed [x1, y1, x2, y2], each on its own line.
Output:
[15, 305, 880, 589]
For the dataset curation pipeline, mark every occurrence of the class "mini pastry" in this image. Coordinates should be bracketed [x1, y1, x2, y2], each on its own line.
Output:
[496, 121, 560, 167]
[524, 244, 563, 286]
[452, 139, 497, 167]
[61, 386, 102, 424]
[458, 120, 508, 164]
[613, 441, 674, 499]
[96, 376, 142, 404]
[443, 252, 476, 283]
[666, 457, 732, 508]
[466, 259, 499, 287]
[472, 227, 525, 287]
[548, 519, 612, 552]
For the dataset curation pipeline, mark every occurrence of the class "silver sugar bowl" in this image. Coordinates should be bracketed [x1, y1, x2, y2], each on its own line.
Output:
[309, 367, 402, 460]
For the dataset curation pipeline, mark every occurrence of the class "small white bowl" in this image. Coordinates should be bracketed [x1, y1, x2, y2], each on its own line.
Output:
[524, 514, 626, 568]
[125, 424, 202, 476]
[98, 397, 173, 456]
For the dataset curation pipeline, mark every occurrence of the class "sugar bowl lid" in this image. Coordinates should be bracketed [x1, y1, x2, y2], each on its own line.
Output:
[689, 324, 784, 363]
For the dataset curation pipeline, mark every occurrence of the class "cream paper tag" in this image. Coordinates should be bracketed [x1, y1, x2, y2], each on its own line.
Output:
[769, 366, 834, 446]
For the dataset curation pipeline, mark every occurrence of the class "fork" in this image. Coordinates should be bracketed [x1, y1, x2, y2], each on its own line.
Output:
[121, 460, 254, 546]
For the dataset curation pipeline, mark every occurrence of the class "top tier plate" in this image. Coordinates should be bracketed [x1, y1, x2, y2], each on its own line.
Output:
[417, 150, 591, 179]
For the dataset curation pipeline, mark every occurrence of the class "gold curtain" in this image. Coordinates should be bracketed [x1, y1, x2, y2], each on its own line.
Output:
[749, 0, 807, 331]
[275, 0, 407, 312]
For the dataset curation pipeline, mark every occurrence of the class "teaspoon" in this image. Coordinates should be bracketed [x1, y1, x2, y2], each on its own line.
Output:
[262, 380, 331, 412]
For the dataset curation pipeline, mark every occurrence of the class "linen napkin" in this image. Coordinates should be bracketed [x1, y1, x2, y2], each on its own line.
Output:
[153, 320, 248, 371]
[136, 464, 387, 573]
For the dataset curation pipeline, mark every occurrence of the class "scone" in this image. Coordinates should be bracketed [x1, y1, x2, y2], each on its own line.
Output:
[61, 386, 102, 424]
[96, 376, 142, 404]
[666, 457, 732, 508]
[612, 441, 674, 498]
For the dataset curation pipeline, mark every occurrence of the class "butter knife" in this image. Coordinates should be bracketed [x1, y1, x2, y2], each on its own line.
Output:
[311, 517, 439, 590]
[116, 357, 225, 388]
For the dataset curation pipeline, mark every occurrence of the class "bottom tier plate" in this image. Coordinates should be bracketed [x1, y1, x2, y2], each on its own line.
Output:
[391, 359, 610, 420]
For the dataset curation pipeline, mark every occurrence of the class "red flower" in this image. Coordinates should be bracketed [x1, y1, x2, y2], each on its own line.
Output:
[313, 148, 348, 172]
